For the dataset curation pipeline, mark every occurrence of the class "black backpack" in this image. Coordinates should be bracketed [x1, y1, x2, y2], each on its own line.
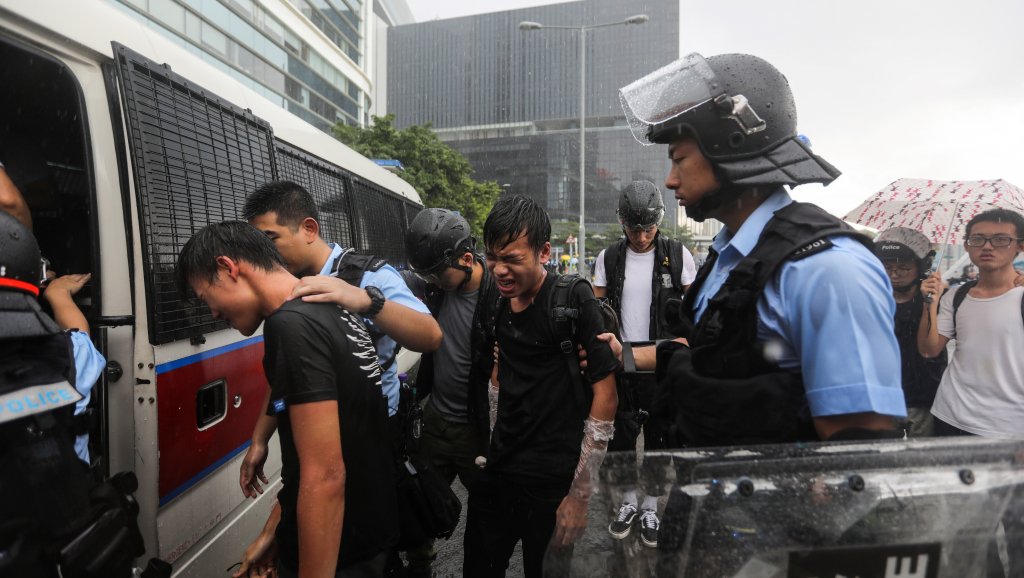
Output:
[951, 280, 1024, 330]
[490, 274, 619, 407]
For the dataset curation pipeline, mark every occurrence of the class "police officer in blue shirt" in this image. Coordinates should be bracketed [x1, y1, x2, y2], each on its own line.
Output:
[616, 53, 906, 445]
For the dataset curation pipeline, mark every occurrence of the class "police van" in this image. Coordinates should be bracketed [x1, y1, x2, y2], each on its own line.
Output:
[0, 0, 423, 574]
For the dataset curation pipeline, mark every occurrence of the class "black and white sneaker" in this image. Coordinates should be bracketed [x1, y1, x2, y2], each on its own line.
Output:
[608, 502, 638, 539]
[639, 508, 659, 548]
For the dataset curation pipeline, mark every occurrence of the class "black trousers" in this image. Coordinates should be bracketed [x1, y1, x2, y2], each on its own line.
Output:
[607, 373, 667, 497]
[464, 474, 573, 578]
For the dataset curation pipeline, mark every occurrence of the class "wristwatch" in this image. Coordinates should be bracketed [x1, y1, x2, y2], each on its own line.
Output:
[364, 286, 386, 318]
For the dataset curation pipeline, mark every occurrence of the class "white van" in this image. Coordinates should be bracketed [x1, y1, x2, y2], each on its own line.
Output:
[0, 1, 423, 574]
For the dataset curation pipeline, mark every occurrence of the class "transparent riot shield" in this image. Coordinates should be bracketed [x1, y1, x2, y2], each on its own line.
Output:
[555, 437, 1024, 578]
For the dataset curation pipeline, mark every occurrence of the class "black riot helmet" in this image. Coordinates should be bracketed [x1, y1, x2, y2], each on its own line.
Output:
[620, 53, 841, 221]
[405, 208, 476, 288]
[0, 210, 61, 340]
[618, 180, 665, 229]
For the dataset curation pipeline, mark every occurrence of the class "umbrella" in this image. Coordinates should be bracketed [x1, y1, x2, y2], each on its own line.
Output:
[844, 178, 1024, 246]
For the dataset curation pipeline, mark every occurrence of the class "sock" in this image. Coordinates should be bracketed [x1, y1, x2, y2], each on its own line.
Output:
[622, 490, 638, 507]
[641, 495, 658, 512]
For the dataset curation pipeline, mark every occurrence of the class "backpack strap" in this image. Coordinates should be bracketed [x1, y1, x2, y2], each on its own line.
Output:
[951, 280, 978, 333]
[329, 250, 396, 369]
[950, 280, 1024, 332]
[602, 240, 627, 312]
[547, 274, 590, 409]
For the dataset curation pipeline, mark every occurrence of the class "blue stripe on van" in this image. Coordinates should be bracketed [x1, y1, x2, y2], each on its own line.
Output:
[158, 439, 253, 507]
[155, 335, 264, 375]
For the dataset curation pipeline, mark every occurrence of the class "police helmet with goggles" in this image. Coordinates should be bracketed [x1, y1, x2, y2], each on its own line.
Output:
[405, 208, 476, 288]
[620, 53, 841, 221]
[618, 180, 665, 231]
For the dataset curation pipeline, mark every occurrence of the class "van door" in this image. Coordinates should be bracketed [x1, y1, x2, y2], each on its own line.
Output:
[110, 42, 281, 572]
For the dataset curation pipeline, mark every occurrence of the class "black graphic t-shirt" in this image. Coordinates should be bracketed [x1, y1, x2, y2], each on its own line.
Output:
[263, 299, 397, 570]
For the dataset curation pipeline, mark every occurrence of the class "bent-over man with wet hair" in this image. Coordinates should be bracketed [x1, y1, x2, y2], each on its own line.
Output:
[177, 221, 398, 578]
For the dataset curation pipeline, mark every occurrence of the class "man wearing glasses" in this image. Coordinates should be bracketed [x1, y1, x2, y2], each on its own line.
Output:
[592, 180, 695, 547]
[874, 227, 947, 437]
[919, 209, 1024, 439]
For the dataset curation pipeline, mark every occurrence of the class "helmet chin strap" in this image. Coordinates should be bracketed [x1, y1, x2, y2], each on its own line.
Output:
[684, 182, 747, 223]
[453, 256, 478, 291]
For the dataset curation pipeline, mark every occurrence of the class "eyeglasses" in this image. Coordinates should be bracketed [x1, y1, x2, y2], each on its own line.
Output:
[965, 235, 1023, 248]
[883, 263, 915, 275]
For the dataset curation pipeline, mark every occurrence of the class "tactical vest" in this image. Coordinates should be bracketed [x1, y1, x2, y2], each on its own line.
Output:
[603, 234, 686, 339]
[0, 333, 149, 577]
[0, 332, 90, 577]
[655, 202, 874, 447]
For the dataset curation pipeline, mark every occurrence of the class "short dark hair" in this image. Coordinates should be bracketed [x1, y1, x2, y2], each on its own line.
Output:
[965, 208, 1024, 238]
[176, 220, 286, 296]
[483, 195, 551, 254]
[242, 181, 319, 228]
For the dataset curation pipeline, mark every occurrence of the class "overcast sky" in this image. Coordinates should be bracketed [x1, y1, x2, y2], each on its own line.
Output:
[404, 0, 1024, 218]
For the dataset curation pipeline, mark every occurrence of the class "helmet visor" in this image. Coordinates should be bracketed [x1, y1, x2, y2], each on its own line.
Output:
[412, 260, 449, 286]
[619, 53, 719, 146]
[618, 209, 664, 229]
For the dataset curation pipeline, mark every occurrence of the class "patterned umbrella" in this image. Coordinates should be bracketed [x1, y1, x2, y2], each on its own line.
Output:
[843, 178, 1024, 245]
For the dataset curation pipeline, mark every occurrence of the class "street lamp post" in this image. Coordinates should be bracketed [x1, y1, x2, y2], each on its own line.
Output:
[519, 14, 648, 278]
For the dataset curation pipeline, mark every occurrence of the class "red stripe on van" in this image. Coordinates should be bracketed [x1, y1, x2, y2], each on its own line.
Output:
[157, 341, 268, 503]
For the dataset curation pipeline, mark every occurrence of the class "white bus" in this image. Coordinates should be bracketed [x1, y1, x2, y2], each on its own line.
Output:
[0, 0, 423, 574]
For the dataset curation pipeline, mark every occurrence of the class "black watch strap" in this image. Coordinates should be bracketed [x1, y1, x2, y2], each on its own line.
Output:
[364, 286, 386, 318]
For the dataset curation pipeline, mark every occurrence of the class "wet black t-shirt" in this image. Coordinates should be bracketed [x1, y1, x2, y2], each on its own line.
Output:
[488, 274, 619, 485]
[263, 299, 398, 570]
[893, 293, 947, 407]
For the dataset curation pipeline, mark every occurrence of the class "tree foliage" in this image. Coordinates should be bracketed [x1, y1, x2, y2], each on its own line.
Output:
[333, 114, 500, 238]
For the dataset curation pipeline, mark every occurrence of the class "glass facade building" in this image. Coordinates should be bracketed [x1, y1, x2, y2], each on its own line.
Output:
[387, 0, 690, 227]
[112, 0, 372, 131]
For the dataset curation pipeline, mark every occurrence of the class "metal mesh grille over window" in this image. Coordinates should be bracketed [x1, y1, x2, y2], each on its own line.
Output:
[274, 141, 355, 251]
[347, 176, 411, 267]
[114, 43, 277, 345]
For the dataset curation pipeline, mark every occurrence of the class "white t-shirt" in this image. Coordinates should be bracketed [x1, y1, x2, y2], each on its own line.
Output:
[930, 286, 1024, 439]
[593, 242, 697, 342]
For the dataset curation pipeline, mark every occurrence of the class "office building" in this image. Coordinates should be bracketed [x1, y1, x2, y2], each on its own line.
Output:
[111, 0, 411, 131]
[388, 0, 706, 234]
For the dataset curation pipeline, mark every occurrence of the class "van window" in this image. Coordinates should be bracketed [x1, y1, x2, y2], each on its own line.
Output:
[274, 140, 355, 251]
[0, 38, 97, 311]
[1, 34, 104, 471]
[112, 43, 276, 345]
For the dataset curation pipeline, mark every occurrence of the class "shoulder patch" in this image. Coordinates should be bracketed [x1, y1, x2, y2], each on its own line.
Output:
[790, 238, 833, 261]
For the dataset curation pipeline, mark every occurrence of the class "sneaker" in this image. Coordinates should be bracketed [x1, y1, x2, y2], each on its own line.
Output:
[639, 508, 659, 548]
[608, 502, 638, 539]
